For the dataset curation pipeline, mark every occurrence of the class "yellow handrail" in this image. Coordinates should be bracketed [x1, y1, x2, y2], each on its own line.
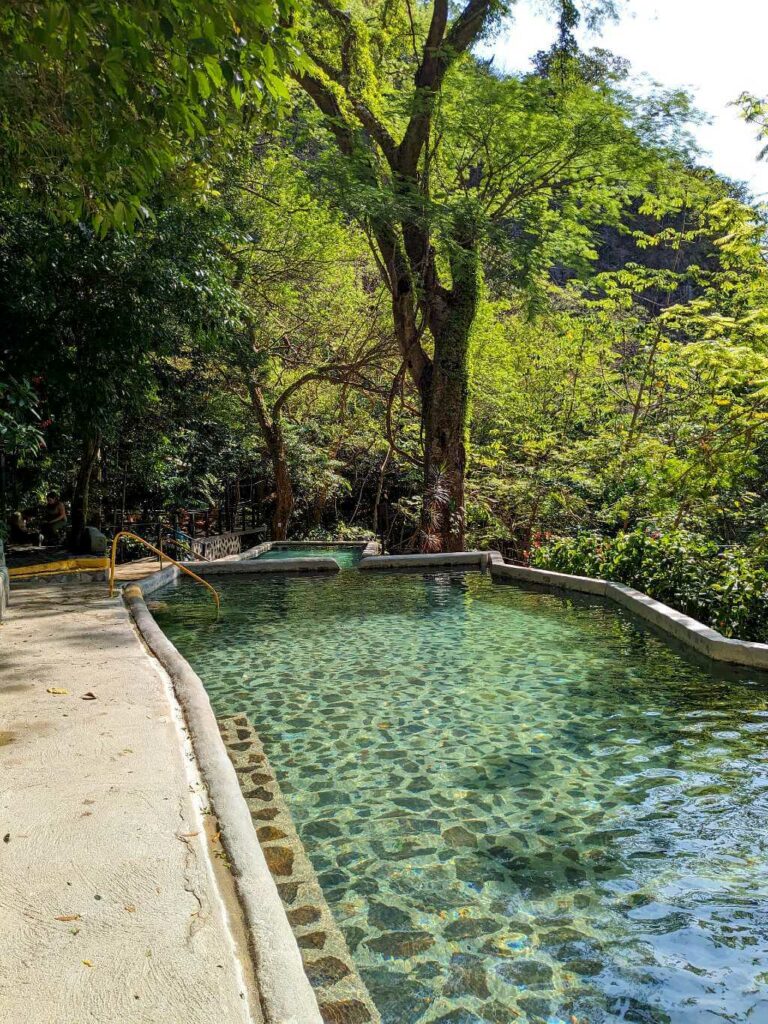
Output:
[158, 528, 205, 562]
[108, 530, 220, 613]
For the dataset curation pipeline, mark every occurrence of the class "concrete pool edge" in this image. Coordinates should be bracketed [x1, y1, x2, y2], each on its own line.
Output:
[122, 580, 324, 1024]
[356, 550, 768, 669]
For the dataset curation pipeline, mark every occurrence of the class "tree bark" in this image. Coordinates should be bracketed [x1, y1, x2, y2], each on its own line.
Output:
[70, 431, 101, 543]
[422, 229, 479, 550]
[248, 383, 294, 540]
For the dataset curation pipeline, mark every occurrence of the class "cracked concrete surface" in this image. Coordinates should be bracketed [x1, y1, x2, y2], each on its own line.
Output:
[0, 584, 259, 1024]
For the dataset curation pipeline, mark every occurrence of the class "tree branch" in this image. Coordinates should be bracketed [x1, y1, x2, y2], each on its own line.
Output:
[397, 0, 496, 176]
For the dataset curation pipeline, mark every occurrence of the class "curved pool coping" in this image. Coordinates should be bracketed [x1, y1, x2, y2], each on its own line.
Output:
[123, 576, 323, 1024]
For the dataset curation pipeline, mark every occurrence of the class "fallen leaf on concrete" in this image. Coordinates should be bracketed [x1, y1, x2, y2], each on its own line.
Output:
[55, 914, 81, 922]
[82, 960, 93, 967]
[124, 905, 136, 913]
[46, 687, 70, 695]
[81, 692, 97, 701]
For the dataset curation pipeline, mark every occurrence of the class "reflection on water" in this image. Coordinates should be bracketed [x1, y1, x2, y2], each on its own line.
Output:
[156, 570, 768, 1024]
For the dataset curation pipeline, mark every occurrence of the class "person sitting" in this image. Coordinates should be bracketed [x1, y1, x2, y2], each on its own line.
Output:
[9, 511, 42, 546]
[42, 492, 67, 543]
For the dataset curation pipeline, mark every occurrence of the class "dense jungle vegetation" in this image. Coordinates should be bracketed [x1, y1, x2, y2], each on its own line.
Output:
[2, 1, 768, 637]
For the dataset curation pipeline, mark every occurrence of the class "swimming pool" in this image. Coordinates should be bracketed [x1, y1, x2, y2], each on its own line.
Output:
[251, 544, 364, 569]
[155, 569, 768, 1024]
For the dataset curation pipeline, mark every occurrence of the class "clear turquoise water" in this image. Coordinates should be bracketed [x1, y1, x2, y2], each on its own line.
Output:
[253, 545, 363, 569]
[155, 570, 768, 1024]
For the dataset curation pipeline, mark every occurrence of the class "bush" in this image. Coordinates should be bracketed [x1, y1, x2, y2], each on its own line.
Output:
[531, 529, 768, 641]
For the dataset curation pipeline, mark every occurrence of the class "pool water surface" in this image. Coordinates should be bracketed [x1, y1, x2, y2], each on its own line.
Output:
[155, 569, 768, 1024]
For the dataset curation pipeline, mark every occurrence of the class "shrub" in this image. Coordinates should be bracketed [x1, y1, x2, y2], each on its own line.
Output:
[531, 529, 768, 641]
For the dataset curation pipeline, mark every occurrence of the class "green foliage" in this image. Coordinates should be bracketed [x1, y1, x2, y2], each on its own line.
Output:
[532, 530, 768, 642]
[0, 374, 43, 459]
[3, 0, 768, 638]
[0, 0, 299, 228]
[468, 156, 768, 549]
[738, 92, 768, 162]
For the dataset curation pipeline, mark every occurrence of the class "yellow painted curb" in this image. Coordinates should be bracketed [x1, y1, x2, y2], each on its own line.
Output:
[9, 557, 109, 578]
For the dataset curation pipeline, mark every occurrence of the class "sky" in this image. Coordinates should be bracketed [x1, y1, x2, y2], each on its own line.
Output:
[486, 0, 768, 198]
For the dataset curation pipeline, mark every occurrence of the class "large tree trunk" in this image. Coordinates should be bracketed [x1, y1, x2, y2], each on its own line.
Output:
[421, 315, 474, 551]
[249, 383, 294, 540]
[70, 431, 101, 543]
[271, 442, 293, 541]
[405, 230, 479, 552]
[421, 369, 468, 551]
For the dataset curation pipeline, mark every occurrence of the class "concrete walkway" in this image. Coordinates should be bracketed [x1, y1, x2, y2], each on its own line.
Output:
[0, 584, 259, 1024]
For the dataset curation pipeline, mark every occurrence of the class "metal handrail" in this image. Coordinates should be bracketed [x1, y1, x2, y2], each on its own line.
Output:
[108, 530, 220, 613]
[158, 527, 206, 562]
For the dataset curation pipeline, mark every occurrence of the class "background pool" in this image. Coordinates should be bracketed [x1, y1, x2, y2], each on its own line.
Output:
[252, 545, 363, 569]
[155, 570, 768, 1024]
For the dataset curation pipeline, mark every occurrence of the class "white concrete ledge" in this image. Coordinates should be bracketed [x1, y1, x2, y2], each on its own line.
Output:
[489, 560, 608, 596]
[123, 581, 322, 1024]
[186, 557, 341, 575]
[359, 551, 486, 570]
[258, 540, 374, 548]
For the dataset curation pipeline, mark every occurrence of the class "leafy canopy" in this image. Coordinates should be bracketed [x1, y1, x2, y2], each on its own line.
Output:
[0, 0, 299, 230]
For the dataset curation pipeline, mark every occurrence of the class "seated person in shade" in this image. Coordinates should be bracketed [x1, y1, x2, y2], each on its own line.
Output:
[9, 511, 41, 545]
[42, 492, 67, 543]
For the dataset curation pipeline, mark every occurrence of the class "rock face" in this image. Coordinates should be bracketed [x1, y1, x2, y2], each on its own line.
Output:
[218, 715, 381, 1024]
[365, 931, 435, 958]
[496, 958, 553, 986]
[441, 825, 478, 849]
[263, 845, 294, 876]
[319, 1000, 372, 1024]
[257, 825, 288, 842]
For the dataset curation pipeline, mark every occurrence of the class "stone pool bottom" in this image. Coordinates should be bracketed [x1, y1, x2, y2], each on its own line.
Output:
[155, 569, 768, 1024]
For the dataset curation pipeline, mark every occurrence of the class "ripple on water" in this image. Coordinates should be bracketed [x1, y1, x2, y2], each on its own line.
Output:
[155, 569, 768, 1024]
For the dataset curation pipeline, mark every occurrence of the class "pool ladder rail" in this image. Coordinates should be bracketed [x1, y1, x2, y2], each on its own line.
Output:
[108, 530, 220, 614]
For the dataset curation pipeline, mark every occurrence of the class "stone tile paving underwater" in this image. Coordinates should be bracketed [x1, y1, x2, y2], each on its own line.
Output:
[154, 569, 768, 1024]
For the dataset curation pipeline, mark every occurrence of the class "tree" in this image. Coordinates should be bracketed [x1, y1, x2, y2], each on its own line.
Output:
[739, 92, 768, 162]
[0, 0, 298, 229]
[468, 166, 768, 554]
[208, 146, 396, 538]
[290, 0, 677, 550]
[0, 195, 241, 538]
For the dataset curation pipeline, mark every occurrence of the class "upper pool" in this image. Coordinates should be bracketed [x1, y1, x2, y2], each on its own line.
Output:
[251, 543, 364, 569]
[155, 569, 768, 1024]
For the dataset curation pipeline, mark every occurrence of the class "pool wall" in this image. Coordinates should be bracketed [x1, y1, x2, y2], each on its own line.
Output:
[123, 580, 325, 1024]
[218, 715, 381, 1023]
